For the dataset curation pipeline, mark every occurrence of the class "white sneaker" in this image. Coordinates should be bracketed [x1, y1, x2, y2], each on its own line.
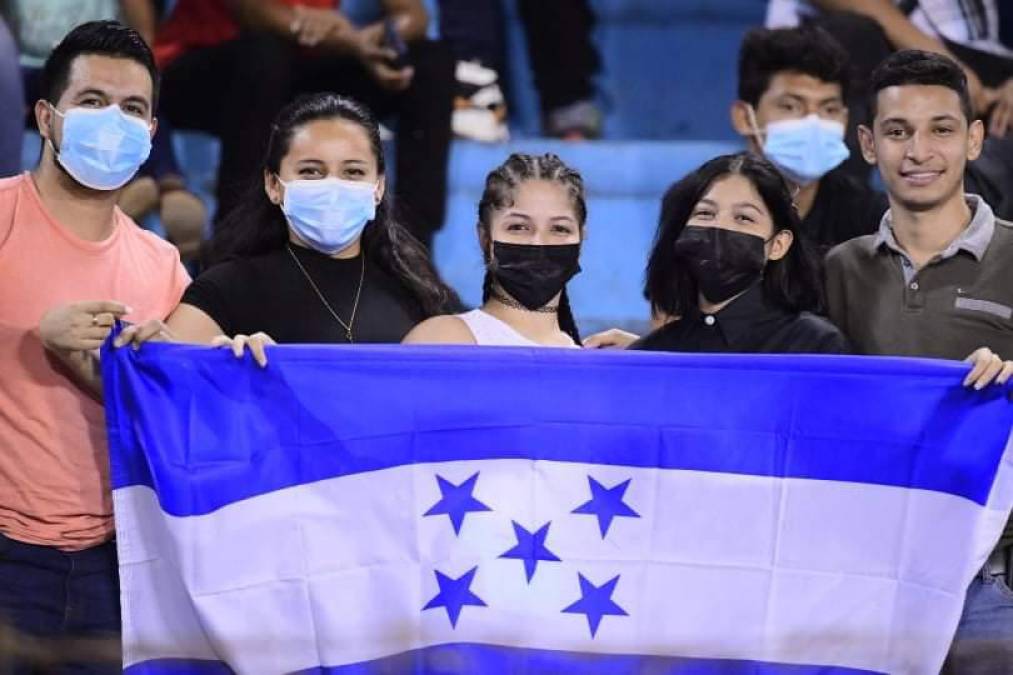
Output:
[452, 60, 509, 143]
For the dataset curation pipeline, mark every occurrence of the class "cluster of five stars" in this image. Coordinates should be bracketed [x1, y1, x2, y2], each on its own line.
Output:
[421, 472, 638, 637]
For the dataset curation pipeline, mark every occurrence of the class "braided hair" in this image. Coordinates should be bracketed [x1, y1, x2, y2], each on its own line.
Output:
[477, 153, 587, 344]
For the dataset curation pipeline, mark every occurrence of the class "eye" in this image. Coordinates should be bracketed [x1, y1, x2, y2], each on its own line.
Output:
[691, 208, 715, 219]
[777, 101, 799, 114]
[505, 221, 529, 231]
[344, 167, 366, 178]
[79, 97, 103, 108]
[735, 213, 756, 224]
[298, 167, 324, 178]
[552, 224, 575, 235]
[823, 104, 843, 117]
[934, 126, 955, 136]
[885, 128, 908, 139]
[122, 103, 146, 117]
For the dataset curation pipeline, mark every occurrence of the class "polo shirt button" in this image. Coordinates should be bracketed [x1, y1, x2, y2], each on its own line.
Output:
[910, 282, 919, 291]
[704, 315, 716, 326]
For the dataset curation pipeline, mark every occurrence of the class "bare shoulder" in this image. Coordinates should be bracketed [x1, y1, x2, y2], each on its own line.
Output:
[402, 315, 477, 345]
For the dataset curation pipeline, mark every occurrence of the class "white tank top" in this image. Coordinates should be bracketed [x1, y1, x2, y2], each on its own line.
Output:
[457, 310, 577, 348]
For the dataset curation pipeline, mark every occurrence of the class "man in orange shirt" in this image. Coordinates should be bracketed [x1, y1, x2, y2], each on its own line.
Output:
[0, 21, 188, 670]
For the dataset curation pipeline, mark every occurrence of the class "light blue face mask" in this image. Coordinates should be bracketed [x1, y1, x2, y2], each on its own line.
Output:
[280, 177, 378, 255]
[50, 104, 152, 191]
[759, 114, 850, 186]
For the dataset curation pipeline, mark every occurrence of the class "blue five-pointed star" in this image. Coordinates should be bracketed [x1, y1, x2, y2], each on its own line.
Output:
[422, 567, 486, 628]
[572, 476, 640, 538]
[499, 521, 561, 582]
[424, 472, 491, 535]
[562, 573, 628, 637]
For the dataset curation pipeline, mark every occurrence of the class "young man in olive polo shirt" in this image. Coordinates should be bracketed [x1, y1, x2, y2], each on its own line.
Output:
[824, 50, 1013, 671]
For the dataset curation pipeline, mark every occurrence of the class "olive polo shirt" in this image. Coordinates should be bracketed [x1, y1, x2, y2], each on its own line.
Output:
[824, 195, 1013, 362]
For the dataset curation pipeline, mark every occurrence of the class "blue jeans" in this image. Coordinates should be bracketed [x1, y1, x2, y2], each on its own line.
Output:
[0, 532, 121, 674]
[944, 574, 1013, 674]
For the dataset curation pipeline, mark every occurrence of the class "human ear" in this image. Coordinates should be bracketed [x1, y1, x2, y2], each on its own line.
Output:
[966, 119, 985, 162]
[264, 170, 283, 206]
[375, 175, 386, 204]
[858, 125, 877, 165]
[767, 229, 794, 262]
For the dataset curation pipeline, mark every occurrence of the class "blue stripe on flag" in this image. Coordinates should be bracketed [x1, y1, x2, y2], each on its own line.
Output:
[123, 644, 885, 674]
[102, 343, 1013, 517]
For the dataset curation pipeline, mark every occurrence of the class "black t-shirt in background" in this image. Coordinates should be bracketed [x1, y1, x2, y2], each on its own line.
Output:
[181, 245, 426, 344]
[802, 168, 888, 258]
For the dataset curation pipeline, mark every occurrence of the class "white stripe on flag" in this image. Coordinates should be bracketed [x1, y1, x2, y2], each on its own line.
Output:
[115, 457, 1012, 675]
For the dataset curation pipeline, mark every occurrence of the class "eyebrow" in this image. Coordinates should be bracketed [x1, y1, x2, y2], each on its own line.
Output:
[504, 211, 533, 220]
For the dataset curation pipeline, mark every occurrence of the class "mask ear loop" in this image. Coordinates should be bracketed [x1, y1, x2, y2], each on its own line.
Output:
[745, 104, 766, 147]
[45, 102, 65, 157]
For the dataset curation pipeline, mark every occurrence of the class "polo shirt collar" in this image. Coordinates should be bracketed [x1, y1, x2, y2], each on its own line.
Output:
[874, 194, 995, 262]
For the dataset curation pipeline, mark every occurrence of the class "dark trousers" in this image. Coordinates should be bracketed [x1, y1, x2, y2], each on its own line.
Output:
[0, 533, 120, 674]
[159, 33, 454, 248]
[437, 0, 598, 114]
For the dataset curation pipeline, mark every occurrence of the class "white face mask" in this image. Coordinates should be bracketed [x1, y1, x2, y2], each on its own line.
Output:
[50, 104, 152, 191]
[279, 177, 378, 255]
[747, 107, 850, 185]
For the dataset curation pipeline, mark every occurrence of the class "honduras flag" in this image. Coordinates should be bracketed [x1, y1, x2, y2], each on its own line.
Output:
[101, 343, 1013, 675]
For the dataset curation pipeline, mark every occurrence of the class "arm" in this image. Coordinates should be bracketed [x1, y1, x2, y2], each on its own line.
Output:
[402, 316, 477, 345]
[810, 0, 989, 112]
[118, 0, 157, 46]
[223, 0, 356, 50]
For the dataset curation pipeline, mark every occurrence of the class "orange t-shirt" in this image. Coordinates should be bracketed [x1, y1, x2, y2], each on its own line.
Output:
[0, 173, 190, 551]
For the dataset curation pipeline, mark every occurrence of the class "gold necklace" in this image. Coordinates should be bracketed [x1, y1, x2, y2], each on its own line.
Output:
[286, 245, 365, 343]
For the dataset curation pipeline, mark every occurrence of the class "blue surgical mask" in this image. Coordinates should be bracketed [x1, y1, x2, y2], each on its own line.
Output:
[760, 114, 850, 186]
[280, 177, 378, 255]
[50, 104, 152, 191]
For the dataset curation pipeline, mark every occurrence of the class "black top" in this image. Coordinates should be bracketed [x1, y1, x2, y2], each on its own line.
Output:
[630, 284, 849, 354]
[803, 168, 888, 258]
[182, 245, 425, 343]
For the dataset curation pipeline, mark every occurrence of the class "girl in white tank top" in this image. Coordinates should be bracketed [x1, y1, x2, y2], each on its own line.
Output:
[403, 154, 587, 349]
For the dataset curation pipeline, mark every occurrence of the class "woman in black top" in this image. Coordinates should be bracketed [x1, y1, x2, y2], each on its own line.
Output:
[151, 93, 457, 355]
[631, 153, 847, 354]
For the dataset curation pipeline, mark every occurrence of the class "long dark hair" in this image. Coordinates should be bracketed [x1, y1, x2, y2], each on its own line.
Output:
[645, 152, 823, 318]
[477, 153, 587, 344]
[207, 93, 459, 318]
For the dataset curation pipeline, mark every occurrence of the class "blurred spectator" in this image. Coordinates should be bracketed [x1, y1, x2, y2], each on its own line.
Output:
[731, 27, 887, 257]
[154, 0, 453, 249]
[439, 0, 601, 141]
[766, 0, 1013, 219]
[0, 0, 207, 261]
[0, 17, 22, 177]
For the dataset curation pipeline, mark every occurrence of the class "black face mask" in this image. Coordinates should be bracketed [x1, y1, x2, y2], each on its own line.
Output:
[489, 241, 581, 311]
[673, 225, 767, 304]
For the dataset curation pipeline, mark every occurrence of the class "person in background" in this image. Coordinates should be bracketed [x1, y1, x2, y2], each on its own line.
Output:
[730, 26, 887, 257]
[0, 0, 207, 261]
[0, 16, 23, 177]
[154, 0, 453, 249]
[117, 93, 458, 367]
[766, 0, 1013, 219]
[438, 0, 601, 142]
[0, 21, 189, 670]
[629, 152, 847, 355]
[403, 153, 584, 346]
[822, 50, 1012, 671]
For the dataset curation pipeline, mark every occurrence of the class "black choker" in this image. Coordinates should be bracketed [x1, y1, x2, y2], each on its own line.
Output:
[490, 287, 558, 313]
